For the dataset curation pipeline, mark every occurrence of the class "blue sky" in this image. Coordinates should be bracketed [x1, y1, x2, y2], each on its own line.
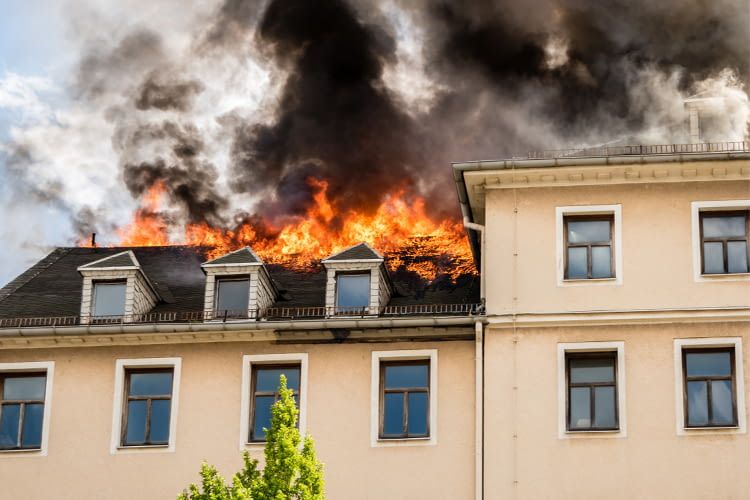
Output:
[0, 0, 74, 286]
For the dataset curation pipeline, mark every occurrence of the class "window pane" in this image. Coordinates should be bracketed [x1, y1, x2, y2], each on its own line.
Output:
[569, 357, 615, 383]
[593, 386, 617, 428]
[407, 392, 428, 436]
[93, 282, 126, 316]
[21, 403, 44, 448]
[336, 274, 370, 308]
[567, 220, 610, 244]
[3, 376, 46, 400]
[384, 364, 428, 389]
[569, 387, 590, 429]
[383, 393, 404, 435]
[124, 400, 147, 445]
[591, 246, 612, 278]
[256, 367, 300, 392]
[566, 247, 587, 279]
[149, 400, 171, 443]
[727, 241, 748, 273]
[252, 395, 275, 440]
[711, 380, 735, 426]
[687, 381, 708, 426]
[703, 215, 747, 238]
[703, 242, 724, 274]
[685, 351, 731, 377]
[129, 372, 173, 397]
[0, 404, 20, 448]
[216, 279, 249, 313]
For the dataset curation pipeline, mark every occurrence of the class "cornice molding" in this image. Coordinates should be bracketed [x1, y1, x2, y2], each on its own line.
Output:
[486, 307, 750, 328]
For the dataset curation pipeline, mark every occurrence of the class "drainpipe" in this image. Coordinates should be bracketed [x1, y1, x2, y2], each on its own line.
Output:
[463, 217, 485, 304]
[474, 319, 485, 500]
[463, 216, 486, 500]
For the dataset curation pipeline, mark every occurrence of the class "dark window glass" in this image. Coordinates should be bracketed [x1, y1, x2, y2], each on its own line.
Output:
[249, 365, 301, 442]
[380, 361, 429, 439]
[0, 373, 47, 450]
[121, 369, 173, 446]
[564, 216, 614, 280]
[215, 278, 250, 317]
[336, 274, 370, 309]
[700, 212, 749, 275]
[684, 349, 737, 428]
[566, 353, 618, 431]
[92, 282, 126, 317]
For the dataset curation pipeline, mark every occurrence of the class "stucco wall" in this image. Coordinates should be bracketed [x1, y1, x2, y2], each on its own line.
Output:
[484, 180, 750, 314]
[484, 321, 750, 499]
[0, 339, 474, 500]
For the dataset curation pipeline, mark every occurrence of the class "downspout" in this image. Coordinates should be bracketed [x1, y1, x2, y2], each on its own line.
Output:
[463, 217, 486, 500]
[474, 318, 485, 500]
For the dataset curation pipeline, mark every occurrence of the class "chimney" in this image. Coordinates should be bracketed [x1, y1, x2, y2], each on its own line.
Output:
[91, 233, 97, 247]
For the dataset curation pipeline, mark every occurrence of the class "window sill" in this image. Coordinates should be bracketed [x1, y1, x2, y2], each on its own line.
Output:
[372, 436, 436, 447]
[560, 428, 626, 439]
[0, 448, 45, 456]
[559, 277, 620, 287]
[113, 443, 174, 454]
[698, 272, 750, 280]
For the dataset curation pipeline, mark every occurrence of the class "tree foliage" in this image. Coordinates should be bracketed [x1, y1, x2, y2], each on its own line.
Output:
[178, 375, 324, 500]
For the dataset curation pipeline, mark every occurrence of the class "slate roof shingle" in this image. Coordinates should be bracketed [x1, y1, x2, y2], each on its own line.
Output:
[323, 243, 382, 261]
[0, 246, 479, 319]
[202, 247, 260, 266]
[79, 251, 138, 269]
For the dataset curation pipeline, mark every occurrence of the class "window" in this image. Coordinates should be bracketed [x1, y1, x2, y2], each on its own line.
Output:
[564, 215, 614, 279]
[0, 374, 47, 450]
[557, 342, 625, 439]
[336, 273, 370, 310]
[566, 353, 618, 431]
[380, 361, 430, 438]
[700, 211, 749, 275]
[249, 365, 300, 442]
[215, 277, 250, 317]
[371, 350, 437, 447]
[121, 369, 174, 446]
[0, 362, 54, 456]
[674, 338, 745, 435]
[111, 358, 180, 454]
[240, 354, 308, 450]
[682, 349, 737, 427]
[92, 281, 126, 317]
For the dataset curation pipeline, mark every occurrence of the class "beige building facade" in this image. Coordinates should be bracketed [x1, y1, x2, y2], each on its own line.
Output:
[0, 143, 748, 499]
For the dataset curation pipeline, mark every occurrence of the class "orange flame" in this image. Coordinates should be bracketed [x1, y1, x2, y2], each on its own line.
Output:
[97, 178, 476, 281]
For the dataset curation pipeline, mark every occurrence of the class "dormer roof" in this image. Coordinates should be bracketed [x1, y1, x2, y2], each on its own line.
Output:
[201, 247, 263, 268]
[77, 250, 140, 271]
[322, 242, 383, 263]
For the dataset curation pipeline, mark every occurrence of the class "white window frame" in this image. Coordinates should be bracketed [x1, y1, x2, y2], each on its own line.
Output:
[334, 272, 372, 309]
[674, 337, 746, 435]
[691, 200, 750, 282]
[214, 276, 251, 314]
[0, 361, 54, 457]
[110, 357, 181, 454]
[556, 204, 623, 286]
[240, 353, 308, 450]
[557, 342, 626, 439]
[371, 349, 438, 447]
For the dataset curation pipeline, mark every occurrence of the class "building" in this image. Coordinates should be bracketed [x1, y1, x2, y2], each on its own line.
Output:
[0, 141, 748, 499]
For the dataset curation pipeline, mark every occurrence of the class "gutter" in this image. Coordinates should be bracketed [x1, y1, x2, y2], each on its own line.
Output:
[0, 315, 481, 338]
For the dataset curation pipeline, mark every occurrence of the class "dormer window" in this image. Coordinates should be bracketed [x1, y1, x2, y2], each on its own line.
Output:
[336, 274, 371, 310]
[92, 281, 127, 318]
[77, 251, 160, 324]
[215, 277, 250, 318]
[322, 243, 392, 316]
[201, 247, 277, 321]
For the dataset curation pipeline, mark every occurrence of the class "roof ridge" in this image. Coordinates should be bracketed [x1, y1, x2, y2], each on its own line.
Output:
[0, 247, 72, 303]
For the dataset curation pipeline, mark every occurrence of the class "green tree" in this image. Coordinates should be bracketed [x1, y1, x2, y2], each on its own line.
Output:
[178, 375, 324, 500]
